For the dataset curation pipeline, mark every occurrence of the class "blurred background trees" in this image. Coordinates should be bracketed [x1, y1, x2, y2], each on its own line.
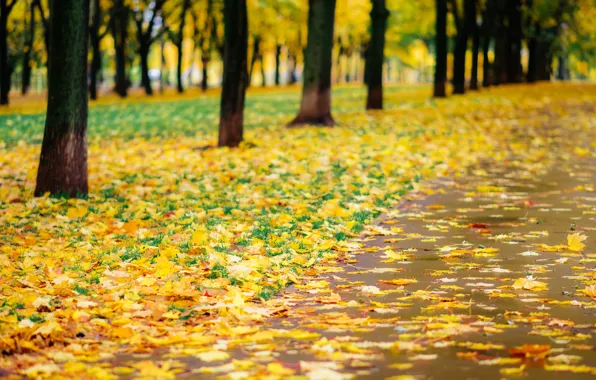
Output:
[0, 0, 594, 106]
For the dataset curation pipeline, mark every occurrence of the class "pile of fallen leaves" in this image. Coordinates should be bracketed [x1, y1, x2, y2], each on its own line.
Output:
[0, 83, 595, 378]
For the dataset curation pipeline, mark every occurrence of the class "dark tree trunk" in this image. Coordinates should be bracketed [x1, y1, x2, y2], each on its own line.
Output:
[469, 0, 480, 91]
[288, 52, 297, 84]
[527, 23, 539, 83]
[201, 55, 209, 91]
[133, 0, 164, 96]
[506, 0, 522, 83]
[218, 0, 248, 148]
[0, 0, 15, 105]
[366, 0, 389, 110]
[274, 44, 281, 85]
[260, 54, 266, 86]
[175, 0, 190, 94]
[481, 0, 495, 87]
[289, 0, 337, 126]
[89, 0, 101, 100]
[33, 0, 50, 68]
[452, 0, 473, 94]
[35, 0, 90, 197]
[433, 0, 447, 98]
[22, 0, 35, 95]
[140, 44, 152, 95]
[557, 56, 567, 81]
[248, 35, 260, 86]
[493, 9, 508, 85]
[111, 0, 128, 97]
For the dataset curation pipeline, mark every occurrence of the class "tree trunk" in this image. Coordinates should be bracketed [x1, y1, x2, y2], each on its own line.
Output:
[527, 23, 539, 83]
[201, 55, 209, 91]
[493, 9, 507, 85]
[176, 43, 183, 93]
[22, 0, 35, 95]
[112, 0, 128, 97]
[35, 0, 90, 197]
[260, 54, 266, 86]
[248, 35, 260, 86]
[289, 0, 337, 126]
[481, 0, 495, 87]
[433, 0, 447, 98]
[218, 0, 248, 148]
[0, 0, 11, 105]
[89, 0, 101, 100]
[274, 44, 281, 85]
[452, 0, 473, 94]
[469, 0, 479, 91]
[506, 0, 522, 83]
[288, 52, 297, 84]
[366, 0, 389, 110]
[176, 0, 190, 94]
[557, 56, 568, 81]
[140, 44, 152, 95]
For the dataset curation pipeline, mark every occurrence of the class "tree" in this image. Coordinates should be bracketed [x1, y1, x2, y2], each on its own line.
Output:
[21, 0, 35, 95]
[451, 0, 473, 94]
[469, 0, 480, 90]
[33, 0, 49, 65]
[0, 0, 17, 105]
[433, 0, 447, 97]
[35, 0, 90, 197]
[110, 0, 129, 97]
[132, 0, 166, 96]
[289, 0, 337, 126]
[366, 0, 389, 109]
[169, 0, 191, 93]
[481, 0, 496, 87]
[218, 0, 248, 147]
[506, 0, 522, 83]
[89, 0, 109, 100]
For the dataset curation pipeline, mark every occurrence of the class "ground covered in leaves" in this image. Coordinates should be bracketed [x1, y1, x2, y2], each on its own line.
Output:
[0, 83, 595, 379]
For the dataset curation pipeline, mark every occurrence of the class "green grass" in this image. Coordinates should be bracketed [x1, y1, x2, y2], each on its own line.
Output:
[0, 85, 425, 146]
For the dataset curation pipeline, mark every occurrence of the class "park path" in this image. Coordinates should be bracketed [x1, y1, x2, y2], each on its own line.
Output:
[177, 107, 596, 379]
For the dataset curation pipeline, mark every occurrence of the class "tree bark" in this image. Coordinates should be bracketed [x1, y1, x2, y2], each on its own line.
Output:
[469, 0, 479, 91]
[452, 0, 473, 94]
[260, 54, 266, 87]
[493, 7, 508, 85]
[289, 0, 337, 126]
[481, 0, 495, 87]
[274, 43, 281, 85]
[506, 0, 522, 83]
[248, 35, 260, 86]
[139, 44, 152, 95]
[22, 0, 35, 95]
[89, 0, 102, 100]
[35, 0, 90, 197]
[0, 0, 16, 105]
[433, 0, 447, 98]
[175, 0, 191, 94]
[201, 55, 209, 91]
[218, 0, 248, 148]
[111, 0, 128, 97]
[527, 23, 539, 83]
[366, 0, 389, 110]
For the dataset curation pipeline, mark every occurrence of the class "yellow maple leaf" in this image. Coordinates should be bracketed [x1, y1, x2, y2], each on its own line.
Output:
[66, 206, 87, 219]
[567, 233, 587, 252]
[192, 228, 209, 245]
[512, 277, 548, 291]
[154, 255, 175, 278]
[379, 278, 418, 286]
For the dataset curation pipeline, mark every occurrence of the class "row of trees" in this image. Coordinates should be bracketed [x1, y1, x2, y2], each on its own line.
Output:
[0, 0, 399, 105]
[32, 0, 390, 197]
[4, 0, 591, 197]
[433, 0, 585, 98]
